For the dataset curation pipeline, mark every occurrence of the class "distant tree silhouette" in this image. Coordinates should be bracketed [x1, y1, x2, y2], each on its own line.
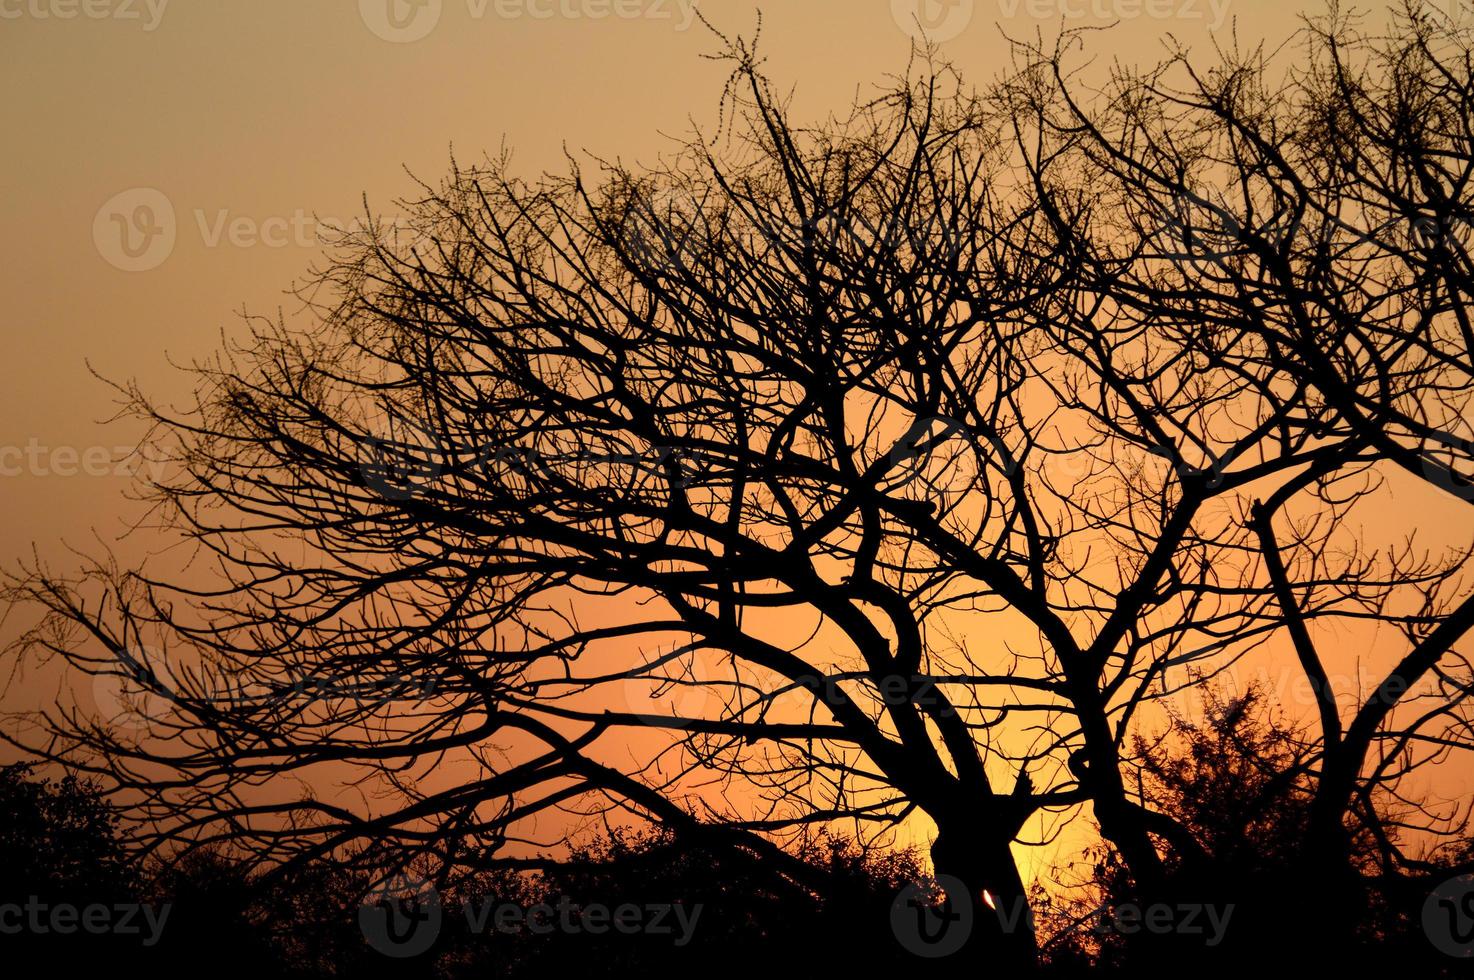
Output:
[443, 829, 926, 977]
[1044, 686, 1471, 974]
[7, 5, 1474, 971]
[0, 764, 142, 968]
[0, 765, 941, 977]
[0, 764, 130, 902]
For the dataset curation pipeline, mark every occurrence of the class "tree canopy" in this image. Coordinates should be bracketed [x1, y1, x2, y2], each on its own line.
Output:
[6, 3, 1474, 970]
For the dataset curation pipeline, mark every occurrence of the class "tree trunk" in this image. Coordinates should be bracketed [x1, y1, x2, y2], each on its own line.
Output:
[928, 827, 1038, 973]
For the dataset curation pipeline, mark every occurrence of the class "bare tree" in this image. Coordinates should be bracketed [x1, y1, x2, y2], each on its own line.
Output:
[7, 12, 1474, 969]
[1002, 0, 1474, 939]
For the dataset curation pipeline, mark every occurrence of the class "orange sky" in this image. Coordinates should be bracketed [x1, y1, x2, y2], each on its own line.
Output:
[0, 0, 1339, 574]
[5, 0, 1474, 887]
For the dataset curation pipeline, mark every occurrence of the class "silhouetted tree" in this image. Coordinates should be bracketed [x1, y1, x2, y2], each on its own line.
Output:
[0, 763, 130, 901]
[0, 763, 145, 968]
[6, 7, 1474, 972]
[442, 829, 925, 977]
[1002, 0, 1474, 944]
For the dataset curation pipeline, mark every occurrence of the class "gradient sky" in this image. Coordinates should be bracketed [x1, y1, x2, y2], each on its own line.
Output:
[1, 0, 1338, 570]
[5, 0, 1471, 885]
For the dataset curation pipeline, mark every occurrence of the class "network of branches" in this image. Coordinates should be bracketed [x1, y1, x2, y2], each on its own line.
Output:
[5, 1, 1474, 969]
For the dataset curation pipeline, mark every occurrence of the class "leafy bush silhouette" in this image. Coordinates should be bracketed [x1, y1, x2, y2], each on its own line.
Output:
[1043, 688, 1474, 975]
[441, 828, 927, 976]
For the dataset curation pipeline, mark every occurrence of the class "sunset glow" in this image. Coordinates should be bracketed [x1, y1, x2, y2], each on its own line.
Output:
[3, 1, 1474, 975]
